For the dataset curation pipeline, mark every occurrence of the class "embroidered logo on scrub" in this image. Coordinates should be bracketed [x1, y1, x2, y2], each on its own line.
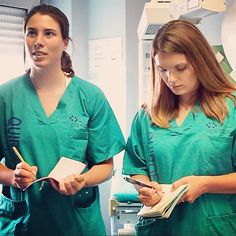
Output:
[206, 121, 217, 129]
[69, 115, 88, 129]
[69, 115, 81, 129]
[7, 117, 22, 147]
[69, 115, 78, 123]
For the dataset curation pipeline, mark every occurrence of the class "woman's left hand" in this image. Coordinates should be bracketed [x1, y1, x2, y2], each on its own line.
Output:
[172, 175, 208, 204]
[49, 174, 86, 196]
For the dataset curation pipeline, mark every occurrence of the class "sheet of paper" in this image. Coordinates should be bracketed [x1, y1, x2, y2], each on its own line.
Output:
[23, 157, 86, 191]
[48, 157, 86, 181]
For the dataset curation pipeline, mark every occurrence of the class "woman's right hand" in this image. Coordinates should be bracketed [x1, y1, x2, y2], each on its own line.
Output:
[13, 162, 38, 190]
[138, 181, 163, 207]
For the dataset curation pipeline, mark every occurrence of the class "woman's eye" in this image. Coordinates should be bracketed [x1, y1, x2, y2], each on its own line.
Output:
[176, 64, 187, 71]
[177, 67, 186, 71]
[26, 30, 36, 37]
[45, 31, 55, 37]
[158, 67, 167, 73]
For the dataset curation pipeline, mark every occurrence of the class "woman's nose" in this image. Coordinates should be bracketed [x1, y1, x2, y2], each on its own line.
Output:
[167, 71, 177, 83]
[34, 41, 41, 48]
[34, 36, 43, 48]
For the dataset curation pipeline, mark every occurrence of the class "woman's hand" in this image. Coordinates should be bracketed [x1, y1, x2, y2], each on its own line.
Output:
[172, 175, 208, 204]
[138, 181, 163, 207]
[49, 174, 86, 196]
[13, 162, 38, 190]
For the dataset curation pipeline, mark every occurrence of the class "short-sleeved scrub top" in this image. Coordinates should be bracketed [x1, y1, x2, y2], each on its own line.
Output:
[0, 74, 126, 236]
[123, 99, 236, 236]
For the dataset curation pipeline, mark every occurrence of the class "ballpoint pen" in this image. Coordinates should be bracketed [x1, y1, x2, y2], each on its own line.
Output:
[12, 146, 26, 162]
[12, 146, 36, 181]
[124, 177, 164, 196]
[123, 177, 153, 189]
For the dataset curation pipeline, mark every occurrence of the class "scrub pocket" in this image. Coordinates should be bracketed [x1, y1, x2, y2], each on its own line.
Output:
[196, 135, 233, 175]
[0, 192, 28, 235]
[62, 126, 89, 159]
[74, 187, 95, 208]
[74, 189, 106, 236]
[207, 212, 236, 235]
[135, 218, 157, 236]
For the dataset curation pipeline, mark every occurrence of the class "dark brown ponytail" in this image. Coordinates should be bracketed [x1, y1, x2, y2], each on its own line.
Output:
[61, 51, 74, 77]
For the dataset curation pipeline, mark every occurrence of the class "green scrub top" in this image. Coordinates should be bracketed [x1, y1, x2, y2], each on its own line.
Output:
[0, 74, 126, 236]
[123, 100, 236, 236]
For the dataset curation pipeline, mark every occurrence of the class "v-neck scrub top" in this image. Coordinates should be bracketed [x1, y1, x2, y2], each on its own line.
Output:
[0, 74, 126, 236]
[123, 100, 236, 236]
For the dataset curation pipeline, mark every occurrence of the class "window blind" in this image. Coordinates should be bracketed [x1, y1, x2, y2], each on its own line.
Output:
[0, 5, 26, 45]
[0, 5, 26, 84]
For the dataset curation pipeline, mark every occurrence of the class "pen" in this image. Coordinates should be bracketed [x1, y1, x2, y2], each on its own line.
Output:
[12, 146, 26, 163]
[12, 146, 36, 181]
[123, 177, 154, 189]
[124, 177, 165, 196]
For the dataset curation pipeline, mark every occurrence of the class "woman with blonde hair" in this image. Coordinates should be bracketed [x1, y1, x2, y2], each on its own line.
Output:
[123, 20, 236, 236]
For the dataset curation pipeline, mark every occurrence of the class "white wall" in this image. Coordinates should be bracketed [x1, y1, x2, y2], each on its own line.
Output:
[86, 1, 126, 234]
[125, 0, 148, 134]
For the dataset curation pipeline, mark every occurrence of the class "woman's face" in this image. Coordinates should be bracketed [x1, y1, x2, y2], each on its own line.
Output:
[155, 52, 200, 101]
[25, 13, 68, 70]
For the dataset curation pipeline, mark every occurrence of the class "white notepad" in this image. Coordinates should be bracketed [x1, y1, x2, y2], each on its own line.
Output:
[23, 157, 86, 191]
[137, 184, 189, 219]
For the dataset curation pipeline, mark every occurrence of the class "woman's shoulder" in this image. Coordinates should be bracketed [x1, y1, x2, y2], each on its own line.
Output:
[225, 93, 236, 109]
[0, 74, 26, 95]
[224, 94, 236, 125]
[71, 76, 104, 96]
[71, 76, 108, 113]
[133, 107, 151, 125]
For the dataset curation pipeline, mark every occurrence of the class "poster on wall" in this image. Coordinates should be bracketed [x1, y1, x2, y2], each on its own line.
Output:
[88, 37, 126, 133]
[88, 37, 126, 168]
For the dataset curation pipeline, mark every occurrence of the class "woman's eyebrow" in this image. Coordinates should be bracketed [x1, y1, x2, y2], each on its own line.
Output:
[44, 28, 57, 31]
[26, 27, 35, 31]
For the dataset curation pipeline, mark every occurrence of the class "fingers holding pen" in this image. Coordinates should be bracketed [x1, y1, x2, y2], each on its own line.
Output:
[150, 181, 164, 195]
[12, 147, 38, 188]
[138, 182, 163, 207]
[14, 162, 38, 185]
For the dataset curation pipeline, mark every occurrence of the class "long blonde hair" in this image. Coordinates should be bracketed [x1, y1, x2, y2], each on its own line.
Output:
[147, 20, 236, 128]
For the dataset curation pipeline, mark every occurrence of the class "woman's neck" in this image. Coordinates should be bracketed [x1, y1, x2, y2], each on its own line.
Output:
[178, 93, 197, 109]
[30, 67, 66, 89]
[179, 103, 193, 111]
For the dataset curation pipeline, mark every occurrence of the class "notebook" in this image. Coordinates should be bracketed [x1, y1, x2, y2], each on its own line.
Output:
[137, 184, 189, 219]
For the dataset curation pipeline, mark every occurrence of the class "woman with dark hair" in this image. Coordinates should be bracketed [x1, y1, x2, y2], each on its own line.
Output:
[123, 20, 236, 236]
[0, 4, 125, 236]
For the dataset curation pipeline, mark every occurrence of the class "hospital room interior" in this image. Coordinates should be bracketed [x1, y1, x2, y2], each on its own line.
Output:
[0, 0, 236, 235]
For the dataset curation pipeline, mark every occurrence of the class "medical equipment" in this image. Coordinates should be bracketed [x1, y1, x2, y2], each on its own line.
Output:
[138, 0, 226, 40]
[170, 0, 226, 23]
[109, 171, 142, 236]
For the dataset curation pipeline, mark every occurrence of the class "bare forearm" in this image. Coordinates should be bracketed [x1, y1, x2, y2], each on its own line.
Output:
[203, 173, 236, 194]
[81, 158, 113, 187]
[0, 163, 14, 186]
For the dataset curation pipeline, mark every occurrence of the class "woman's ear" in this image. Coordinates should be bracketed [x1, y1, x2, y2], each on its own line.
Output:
[63, 38, 69, 49]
